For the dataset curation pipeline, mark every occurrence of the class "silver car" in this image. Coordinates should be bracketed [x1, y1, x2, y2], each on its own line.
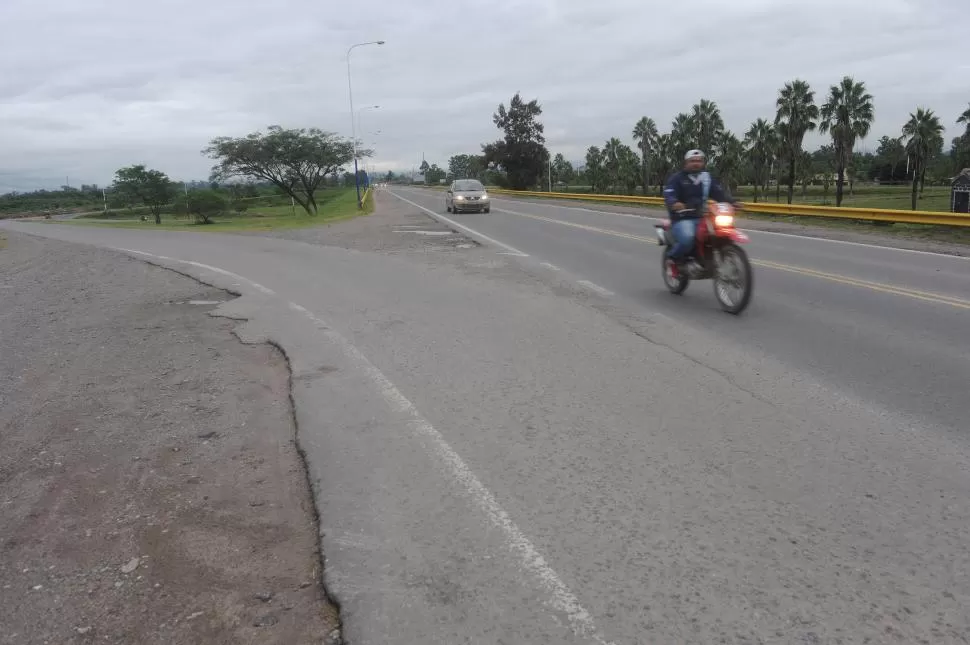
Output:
[446, 179, 491, 214]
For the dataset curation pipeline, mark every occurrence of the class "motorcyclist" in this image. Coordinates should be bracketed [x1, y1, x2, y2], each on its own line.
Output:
[663, 149, 742, 274]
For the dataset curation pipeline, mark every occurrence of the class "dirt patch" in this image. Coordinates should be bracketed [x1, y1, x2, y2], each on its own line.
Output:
[0, 234, 338, 644]
[242, 190, 479, 254]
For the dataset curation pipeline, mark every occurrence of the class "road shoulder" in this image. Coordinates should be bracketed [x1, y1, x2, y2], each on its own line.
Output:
[0, 233, 338, 644]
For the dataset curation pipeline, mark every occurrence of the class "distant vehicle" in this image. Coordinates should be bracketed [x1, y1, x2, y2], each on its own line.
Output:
[446, 179, 490, 214]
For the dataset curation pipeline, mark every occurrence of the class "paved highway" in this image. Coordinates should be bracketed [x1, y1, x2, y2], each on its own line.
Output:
[394, 186, 970, 433]
[4, 192, 969, 644]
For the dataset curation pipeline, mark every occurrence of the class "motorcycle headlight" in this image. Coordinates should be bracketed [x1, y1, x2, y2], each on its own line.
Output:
[714, 214, 734, 227]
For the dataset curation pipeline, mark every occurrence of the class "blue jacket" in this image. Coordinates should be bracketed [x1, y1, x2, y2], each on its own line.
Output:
[663, 170, 733, 220]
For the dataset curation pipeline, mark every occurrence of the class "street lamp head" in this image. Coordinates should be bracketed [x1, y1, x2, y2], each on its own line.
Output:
[377, 40, 385, 45]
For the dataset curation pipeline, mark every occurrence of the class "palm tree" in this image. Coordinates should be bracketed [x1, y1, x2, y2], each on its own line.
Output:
[775, 79, 819, 205]
[712, 132, 744, 193]
[603, 137, 623, 192]
[632, 117, 659, 195]
[670, 112, 694, 161]
[617, 145, 641, 195]
[744, 118, 776, 202]
[797, 151, 815, 197]
[958, 103, 970, 134]
[584, 146, 604, 193]
[691, 99, 724, 154]
[654, 133, 674, 193]
[819, 76, 874, 207]
[901, 108, 944, 210]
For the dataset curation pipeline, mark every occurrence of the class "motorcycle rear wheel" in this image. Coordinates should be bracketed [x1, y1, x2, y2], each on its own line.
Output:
[713, 243, 752, 314]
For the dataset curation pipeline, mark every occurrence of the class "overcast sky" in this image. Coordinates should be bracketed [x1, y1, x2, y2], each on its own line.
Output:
[1, 0, 965, 192]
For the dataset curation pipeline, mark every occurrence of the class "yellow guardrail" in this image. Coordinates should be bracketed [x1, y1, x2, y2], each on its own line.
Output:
[484, 188, 970, 228]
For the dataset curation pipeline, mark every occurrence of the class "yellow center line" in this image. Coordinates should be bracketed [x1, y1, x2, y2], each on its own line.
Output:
[495, 207, 970, 311]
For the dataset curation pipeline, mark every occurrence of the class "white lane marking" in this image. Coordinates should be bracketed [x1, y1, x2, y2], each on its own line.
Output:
[388, 191, 529, 257]
[285, 301, 614, 645]
[577, 280, 614, 297]
[739, 227, 970, 260]
[113, 249, 277, 295]
[491, 197, 969, 261]
[182, 260, 276, 295]
[116, 245, 613, 643]
[540, 262, 560, 271]
[493, 198, 648, 220]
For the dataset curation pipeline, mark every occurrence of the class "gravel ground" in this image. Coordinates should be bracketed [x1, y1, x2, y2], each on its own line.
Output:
[0, 233, 338, 644]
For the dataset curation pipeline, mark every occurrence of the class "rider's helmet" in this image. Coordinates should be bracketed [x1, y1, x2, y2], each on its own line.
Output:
[684, 149, 706, 172]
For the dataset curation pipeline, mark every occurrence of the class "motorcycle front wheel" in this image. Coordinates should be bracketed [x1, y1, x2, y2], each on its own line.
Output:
[662, 254, 689, 295]
[713, 243, 753, 314]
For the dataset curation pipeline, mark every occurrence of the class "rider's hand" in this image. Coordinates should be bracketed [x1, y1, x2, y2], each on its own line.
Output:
[671, 202, 686, 212]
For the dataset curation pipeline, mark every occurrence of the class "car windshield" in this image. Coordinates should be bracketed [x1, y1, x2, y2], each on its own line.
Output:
[454, 180, 484, 191]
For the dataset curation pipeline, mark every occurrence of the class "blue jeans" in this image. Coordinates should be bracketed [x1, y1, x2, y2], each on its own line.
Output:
[666, 218, 697, 261]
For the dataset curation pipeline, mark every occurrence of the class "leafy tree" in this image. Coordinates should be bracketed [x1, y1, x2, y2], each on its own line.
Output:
[875, 135, 906, 182]
[632, 117, 659, 195]
[584, 146, 605, 193]
[901, 108, 945, 210]
[819, 77, 875, 206]
[384, 170, 396, 182]
[551, 153, 574, 187]
[448, 154, 485, 180]
[112, 165, 176, 224]
[775, 79, 819, 204]
[690, 99, 725, 155]
[744, 118, 776, 202]
[181, 189, 228, 224]
[419, 159, 431, 175]
[204, 126, 357, 216]
[425, 164, 447, 184]
[481, 93, 547, 190]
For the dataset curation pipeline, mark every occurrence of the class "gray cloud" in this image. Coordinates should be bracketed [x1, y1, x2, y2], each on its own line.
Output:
[0, 0, 964, 191]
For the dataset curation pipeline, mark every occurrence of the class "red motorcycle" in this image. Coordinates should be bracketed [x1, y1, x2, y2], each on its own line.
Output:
[655, 201, 753, 314]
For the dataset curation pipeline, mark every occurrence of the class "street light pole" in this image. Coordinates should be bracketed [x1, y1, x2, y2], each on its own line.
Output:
[356, 105, 380, 195]
[347, 40, 385, 209]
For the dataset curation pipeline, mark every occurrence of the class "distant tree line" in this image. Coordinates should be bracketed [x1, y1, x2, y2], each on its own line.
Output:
[440, 82, 970, 211]
[1, 126, 371, 223]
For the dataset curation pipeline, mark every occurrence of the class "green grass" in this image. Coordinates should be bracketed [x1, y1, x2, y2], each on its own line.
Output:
[553, 183, 953, 211]
[58, 188, 371, 232]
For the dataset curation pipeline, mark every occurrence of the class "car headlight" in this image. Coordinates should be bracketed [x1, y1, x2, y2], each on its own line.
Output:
[714, 214, 734, 227]
[480, 194, 489, 200]
[455, 195, 465, 200]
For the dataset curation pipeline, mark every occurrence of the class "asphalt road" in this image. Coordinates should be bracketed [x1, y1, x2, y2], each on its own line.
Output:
[394, 186, 970, 434]
[4, 192, 970, 644]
